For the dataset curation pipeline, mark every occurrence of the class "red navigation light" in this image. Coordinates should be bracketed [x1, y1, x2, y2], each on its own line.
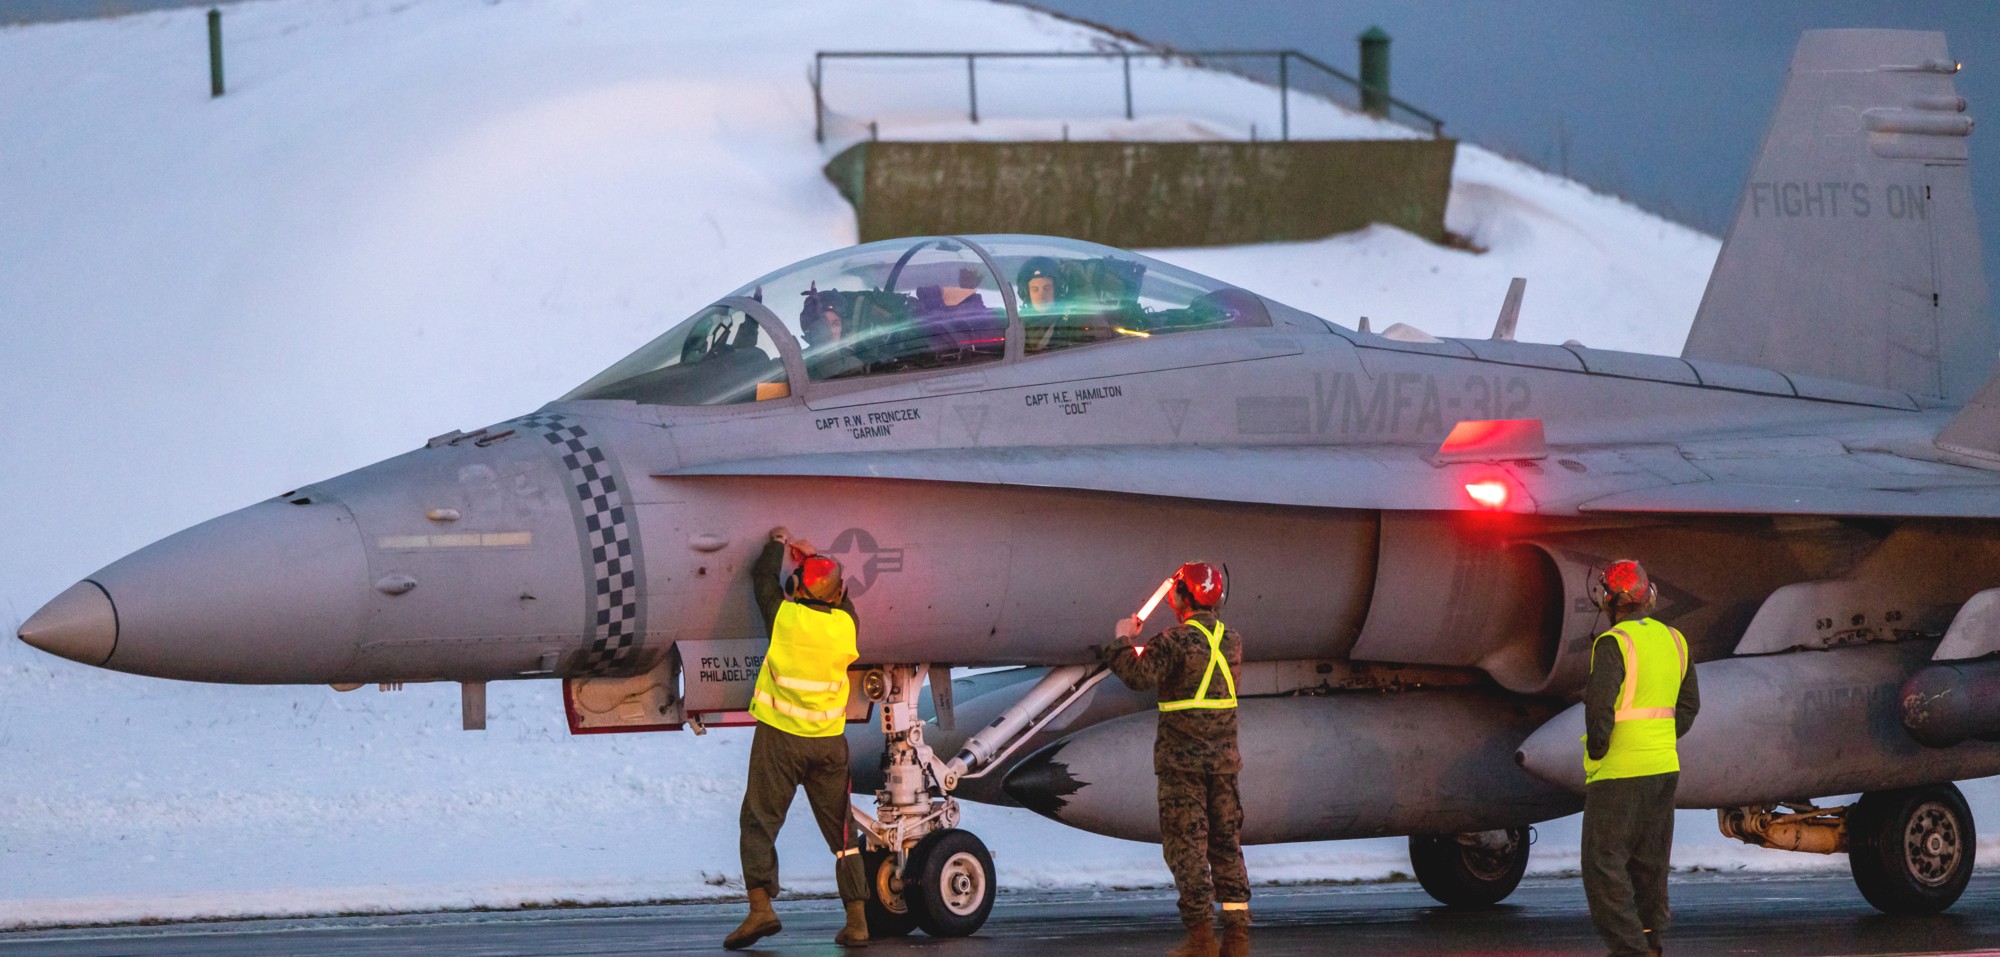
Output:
[1464, 479, 1509, 510]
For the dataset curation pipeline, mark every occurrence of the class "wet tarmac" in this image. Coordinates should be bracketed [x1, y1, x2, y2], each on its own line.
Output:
[6, 872, 2000, 956]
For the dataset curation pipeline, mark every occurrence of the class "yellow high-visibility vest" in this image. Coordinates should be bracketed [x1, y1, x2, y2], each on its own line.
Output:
[1159, 619, 1239, 712]
[1583, 617, 1689, 783]
[749, 601, 857, 737]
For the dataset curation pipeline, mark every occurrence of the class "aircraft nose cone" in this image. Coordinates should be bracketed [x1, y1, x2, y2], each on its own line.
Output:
[17, 581, 118, 666]
[84, 495, 368, 682]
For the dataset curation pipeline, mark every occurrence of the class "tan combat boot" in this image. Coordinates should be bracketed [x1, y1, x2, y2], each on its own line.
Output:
[722, 887, 782, 950]
[1220, 909, 1251, 957]
[833, 899, 870, 947]
[1165, 923, 1219, 957]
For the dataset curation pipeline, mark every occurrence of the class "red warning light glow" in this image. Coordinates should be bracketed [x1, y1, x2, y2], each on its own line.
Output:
[1464, 479, 1510, 509]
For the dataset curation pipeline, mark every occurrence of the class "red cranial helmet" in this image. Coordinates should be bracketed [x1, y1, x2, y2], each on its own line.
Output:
[1172, 561, 1227, 611]
[1589, 559, 1656, 611]
[794, 555, 845, 604]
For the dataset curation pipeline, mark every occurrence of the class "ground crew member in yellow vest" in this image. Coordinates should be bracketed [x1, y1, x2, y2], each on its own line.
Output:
[724, 527, 870, 950]
[1581, 559, 1701, 957]
[1102, 561, 1250, 957]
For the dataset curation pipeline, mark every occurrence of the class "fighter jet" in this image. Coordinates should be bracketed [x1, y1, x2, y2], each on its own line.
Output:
[16, 28, 1999, 937]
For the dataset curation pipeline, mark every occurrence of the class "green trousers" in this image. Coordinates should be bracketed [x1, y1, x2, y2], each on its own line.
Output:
[1582, 771, 1678, 957]
[739, 721, 869, 902]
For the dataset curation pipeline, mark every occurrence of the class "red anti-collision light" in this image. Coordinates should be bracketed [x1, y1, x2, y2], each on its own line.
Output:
[1464, 479, 1509, 509]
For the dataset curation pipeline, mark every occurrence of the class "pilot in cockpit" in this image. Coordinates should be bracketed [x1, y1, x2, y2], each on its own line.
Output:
[1020, 256, 1125, 352]
[1018, 257, 1063, 315]
[1018, 257, 1069, 352]
[800, 284, 864, 380]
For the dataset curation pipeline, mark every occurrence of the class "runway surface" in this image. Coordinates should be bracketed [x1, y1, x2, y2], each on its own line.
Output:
[7, 872, 2000, 956]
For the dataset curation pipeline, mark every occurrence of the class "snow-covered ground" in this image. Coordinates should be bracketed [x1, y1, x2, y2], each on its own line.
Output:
[0, 0, 1958, 931]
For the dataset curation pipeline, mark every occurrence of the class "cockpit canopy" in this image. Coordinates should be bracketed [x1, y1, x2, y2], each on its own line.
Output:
[565, 235, 1275, 406]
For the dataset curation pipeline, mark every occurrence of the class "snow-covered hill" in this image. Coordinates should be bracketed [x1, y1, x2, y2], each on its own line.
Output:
[0, 0, 1890, 930]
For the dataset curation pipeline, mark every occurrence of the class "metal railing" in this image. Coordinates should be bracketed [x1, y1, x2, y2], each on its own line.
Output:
[811, 48, 1445, 144]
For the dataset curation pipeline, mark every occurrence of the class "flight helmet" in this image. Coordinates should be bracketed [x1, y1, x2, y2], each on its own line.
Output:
[799, 283, 849, 346]
[1015, 257, 1065, 308]
[1171, 561, 1227, 612]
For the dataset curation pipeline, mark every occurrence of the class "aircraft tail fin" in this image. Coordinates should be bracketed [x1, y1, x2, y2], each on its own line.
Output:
[1680, 30, 1992, 406]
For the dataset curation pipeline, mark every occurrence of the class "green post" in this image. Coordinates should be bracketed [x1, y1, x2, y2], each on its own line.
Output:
[1359, 26, 1389, 118]
[207, 8, 224, 98]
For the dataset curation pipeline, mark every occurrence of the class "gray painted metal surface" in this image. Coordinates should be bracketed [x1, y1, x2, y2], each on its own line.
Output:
[1684, 30, 1992, 405]
[1002, 691, 1578, 843]
[1517, 641, 2000, 807]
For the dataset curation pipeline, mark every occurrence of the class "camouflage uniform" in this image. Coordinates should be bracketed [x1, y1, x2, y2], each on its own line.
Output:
[1103, 611, 1250, 930]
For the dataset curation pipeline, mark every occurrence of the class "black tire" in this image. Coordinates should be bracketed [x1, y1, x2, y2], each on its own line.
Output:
[1848, 784, 1975, 915]
[860, 849, 917, 938]
[1409, 827, 1530, 908]
[904, 828, 996, 937]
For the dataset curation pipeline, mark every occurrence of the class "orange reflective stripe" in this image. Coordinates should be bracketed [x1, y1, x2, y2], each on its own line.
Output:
[1611, 626, 1640, 713]
[1589, 618, 1687, 782]
[1220, 902, 1250, 911]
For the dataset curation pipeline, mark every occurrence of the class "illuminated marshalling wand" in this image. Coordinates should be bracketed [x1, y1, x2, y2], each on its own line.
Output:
[1129, 576, 1175, 656]
[1135, 576, 1174, 621]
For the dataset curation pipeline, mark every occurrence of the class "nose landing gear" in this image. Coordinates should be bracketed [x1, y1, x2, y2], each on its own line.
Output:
[849, 662, 1106, 938]
[849, 664, 995, 938]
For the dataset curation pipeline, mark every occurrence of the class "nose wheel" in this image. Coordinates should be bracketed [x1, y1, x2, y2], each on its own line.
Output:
[904, 828, 997, 937]
[860, 848, 918, 938]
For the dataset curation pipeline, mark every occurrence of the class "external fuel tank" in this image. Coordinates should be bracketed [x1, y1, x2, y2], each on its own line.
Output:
[1001, 690, 1578, 843]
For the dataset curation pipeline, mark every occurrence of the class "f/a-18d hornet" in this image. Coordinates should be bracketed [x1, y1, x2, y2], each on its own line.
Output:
[17, 28, 1999, 937]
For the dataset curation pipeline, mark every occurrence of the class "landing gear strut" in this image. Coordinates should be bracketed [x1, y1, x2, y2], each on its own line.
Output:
[850, 664, 993, 938]
[1409, 827, 1531, 907]
[1717, 783, 1976, 915]
[849, 662, 1105, 938]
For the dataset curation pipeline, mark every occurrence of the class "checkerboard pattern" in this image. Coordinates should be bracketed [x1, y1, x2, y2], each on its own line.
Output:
[516, 413, 644, 674]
